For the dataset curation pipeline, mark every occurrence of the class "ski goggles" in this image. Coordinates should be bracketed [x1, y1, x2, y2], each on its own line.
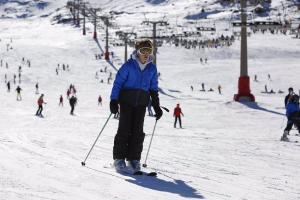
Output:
[138, 47, 153, 55]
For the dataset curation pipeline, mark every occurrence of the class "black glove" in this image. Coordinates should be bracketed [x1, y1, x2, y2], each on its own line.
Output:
[153, 105, 163, 120]
[150, 90, 159, 106]
[110, 100, 119, 114]
[150, 90, 162, 120]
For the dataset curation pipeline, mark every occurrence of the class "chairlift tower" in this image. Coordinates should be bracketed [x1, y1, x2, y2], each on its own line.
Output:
[142, 20, 169, 66]
[234, 0, 255, 102]
[100, 16, 113, 61]
[89, 8, 101, 40]
[116, 31, 137, 62]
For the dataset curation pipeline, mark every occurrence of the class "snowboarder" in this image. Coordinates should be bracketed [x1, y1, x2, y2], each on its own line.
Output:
[69, 95, 77, 115]
[173, 103, 184, 128]
[281, 94, 300, 141]
[59, 95, 63, 106]
[36, 94, 46, 117]
[98, 95, 102, 106]
[110, 39, 162, 173]
[16, 86, 22, 101]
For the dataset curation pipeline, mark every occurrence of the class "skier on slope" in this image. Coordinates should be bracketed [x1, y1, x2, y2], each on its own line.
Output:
[173, 103, 184, 128]
[59, 95, 63, 107]
[36, 94, 46, 117]
[98, 95, 102, 106]
[69, 95, 77, 115]
[16, 85, 22, 101]
[285, 87, 294, 107]
[110, 39, 163, 173]
[281, 94, 300, 141]
[284, 87, 298, 131]
[7, 81, 10, 92]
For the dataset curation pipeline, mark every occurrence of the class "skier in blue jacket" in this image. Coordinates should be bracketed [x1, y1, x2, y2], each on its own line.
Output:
[110, 39, 163, 172]
[281, 94, 300, 141]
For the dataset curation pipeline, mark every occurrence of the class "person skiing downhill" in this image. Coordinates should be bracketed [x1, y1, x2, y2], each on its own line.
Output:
[173, 104, 184, 128]
[16, 85, 22, 101]
[7, 81, 10, 92]
[110, 39, 163, 173]
[69, 95, 77, 115]
[285, 87, 294, 107]
[281, 94, 300, 141]
[59, 95, 63, 106]
[98, 95, 102, 106]
[36, 94, 46, 117]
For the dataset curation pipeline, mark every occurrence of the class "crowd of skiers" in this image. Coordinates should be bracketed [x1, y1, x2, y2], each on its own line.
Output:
[55, 63, 71, 75]
[169, 34, 235, 50]
[95, 65, 114, 85]
[190, 83, 222, 94]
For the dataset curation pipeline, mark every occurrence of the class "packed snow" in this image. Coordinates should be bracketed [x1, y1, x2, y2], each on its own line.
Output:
[0, 0, 300, 200]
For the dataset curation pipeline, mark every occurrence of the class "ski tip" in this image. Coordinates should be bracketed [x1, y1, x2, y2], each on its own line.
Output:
[147, 172, 157, 177]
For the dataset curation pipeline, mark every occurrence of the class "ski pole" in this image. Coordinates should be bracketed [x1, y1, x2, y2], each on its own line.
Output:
[161, 106, 169, 113]
[142, 119, 158, 168]
[81, 113, 113, 166]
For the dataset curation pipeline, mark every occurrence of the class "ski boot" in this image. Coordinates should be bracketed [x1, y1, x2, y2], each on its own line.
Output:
[127, 160, 141, 173]
[113, 159, 126, 172]
[281, 131, 289, 142]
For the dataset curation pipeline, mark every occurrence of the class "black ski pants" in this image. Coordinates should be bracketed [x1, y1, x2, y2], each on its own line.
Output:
[284, 112, 300, 133]
[36, 105, 43, 115]
[174, 116, 182, 128]
[113, 103, 146, 161]
[70, 105, 75, 115]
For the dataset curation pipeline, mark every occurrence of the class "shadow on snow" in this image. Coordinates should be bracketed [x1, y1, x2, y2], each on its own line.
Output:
[240, 102, 285, 116]
[126, 176, 204, 199]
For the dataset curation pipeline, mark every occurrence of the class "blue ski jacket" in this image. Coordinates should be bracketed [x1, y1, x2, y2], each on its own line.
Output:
[110, 54, 158, 106]
[286, 102, 300, 117]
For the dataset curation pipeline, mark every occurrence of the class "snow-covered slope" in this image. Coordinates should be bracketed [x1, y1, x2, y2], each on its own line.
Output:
[0, 1, 300, 200]
[0, 0, 67, 18]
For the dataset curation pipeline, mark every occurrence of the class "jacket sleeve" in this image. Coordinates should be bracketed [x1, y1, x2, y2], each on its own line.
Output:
[149, 65, 158, 92]
[110, 64, 129, 100]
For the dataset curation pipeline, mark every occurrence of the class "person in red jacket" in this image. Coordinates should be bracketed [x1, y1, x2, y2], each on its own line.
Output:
[174, 103, 184, 128]
[36, 94, 46, 117]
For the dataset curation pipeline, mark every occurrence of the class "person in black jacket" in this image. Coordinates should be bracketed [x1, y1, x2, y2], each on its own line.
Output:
[285, 87, 294, 107]
[69, 95, 77, 115]
[110, 39, 163, 172]
[16, 85, 22, 101]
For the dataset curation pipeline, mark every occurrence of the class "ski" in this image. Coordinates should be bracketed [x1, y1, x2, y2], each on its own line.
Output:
[107, 164, 157, 177]
[133, 171, 157, 177]
[280, 138, 298, 143]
